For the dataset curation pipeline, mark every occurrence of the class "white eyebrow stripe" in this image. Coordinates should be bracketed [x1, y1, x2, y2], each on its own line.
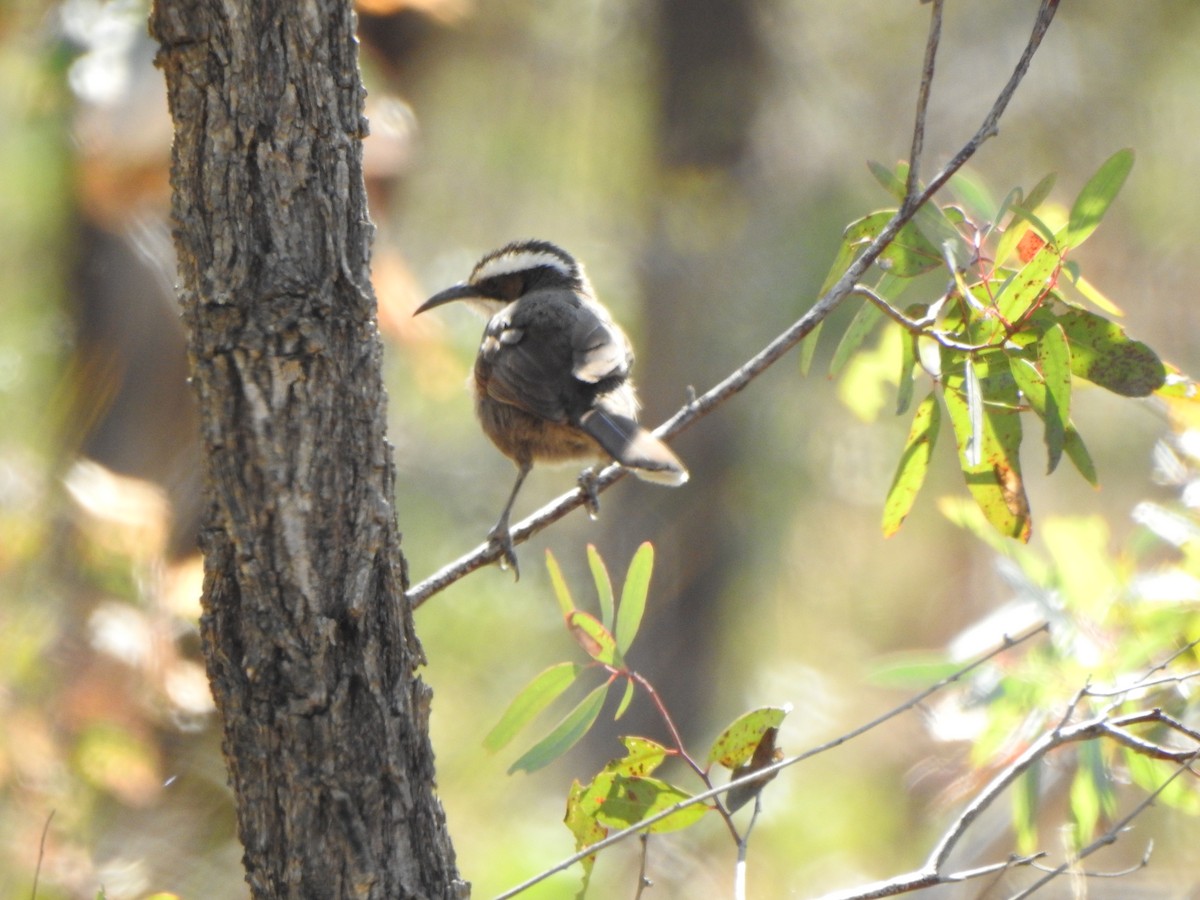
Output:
[472, 249, 574, 282]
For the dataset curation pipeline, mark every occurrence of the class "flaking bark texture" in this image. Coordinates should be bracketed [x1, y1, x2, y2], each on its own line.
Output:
[149, 2, 466, 896]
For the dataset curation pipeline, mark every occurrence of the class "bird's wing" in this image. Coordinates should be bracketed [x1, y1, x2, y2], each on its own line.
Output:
[481, 297, 632, 424]
[570, 309, 630, 385]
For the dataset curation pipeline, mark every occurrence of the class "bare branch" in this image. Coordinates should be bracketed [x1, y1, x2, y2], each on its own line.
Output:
[905, 0, 943, 201]
[1006, 754, 1198, 900]
[902, 0, 1061, 215]
[851, 284, 999, 353]
[812, 712, 1197, 900]
[407, 1, 1061, 608]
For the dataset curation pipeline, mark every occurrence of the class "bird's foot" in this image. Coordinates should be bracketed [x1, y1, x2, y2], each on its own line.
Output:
[487, 524, 521, 580]
[578, 468, 601, 520]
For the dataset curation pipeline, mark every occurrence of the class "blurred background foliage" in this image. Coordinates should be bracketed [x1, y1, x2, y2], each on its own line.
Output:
[1, 0, 1199, 897]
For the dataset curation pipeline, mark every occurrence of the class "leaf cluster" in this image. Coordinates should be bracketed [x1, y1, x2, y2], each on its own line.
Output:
[485, 544, 789, 894]
[820, 149, 1180, 541]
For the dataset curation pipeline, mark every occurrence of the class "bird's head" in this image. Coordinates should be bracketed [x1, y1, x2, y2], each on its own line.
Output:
[415, 239, 591, 318]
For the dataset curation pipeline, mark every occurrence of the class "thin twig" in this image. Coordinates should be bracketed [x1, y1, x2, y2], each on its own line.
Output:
[815, 713, 1198, 900]
[407, 0, 1062, 609]
[1005, 753, 1199, 900]
[851, 284, 1000, 352]
[633, 834, 651, 900]
[629, 669, 740, 841]
[905, 0, 943, 201]
[31, 809, 54, 900]
[491, 624, 1048, 899]
[1029, 841, 1152, 879]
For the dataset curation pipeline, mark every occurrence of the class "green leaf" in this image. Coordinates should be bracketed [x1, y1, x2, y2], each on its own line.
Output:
[817, 226, 862, 296]
[593, 775, 709, 833]
[1124, 751, 1200, 815]
[941, 349, 1031, 541]
[994, 240, 1062, 325]
[571, 740, 702, 837]
[829, 300, 884, 378]
[615, 542, 654, 657]
[882, 392, 940, 537]
[1042, 516, 1118, 618]
[802, 229, 862, 377]
[484, 661, 582, 753]
[949, 170, 995, 220]
[726, 726, 783, 813]
[614, 677, 636, 721]
[1013, 761, 1041, 855]
[707, 706, 790, 769]
[843, 210, 942, 277]
[1070, 740, 1113, 849]
[964, 355, 983, 468]
[1057, 308, 1165, 396]
[1063, 422, 1099, 487]
[586, 544, 615, 631]
[868, 159, 969, 256]
[837, 321, 902, 423]
[1063, 148, 1134, 249]
[509, 682, 608, 774]
[1023, 171, 1058, 214]
[895, 318, 919, 416]
[1036, 321, 1071, 471]
[567, 610, 618, 665]
[868, 653, 963, 689]
[868, 159, 904, 197]
[606, 736, 670, 778]
[1008, 315, 1070, 473]
[799, 320, 824, 377]
[546, 549, 575, 617]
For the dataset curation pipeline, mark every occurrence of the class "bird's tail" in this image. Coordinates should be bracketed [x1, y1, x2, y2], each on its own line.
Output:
[577, 408, 688, 486]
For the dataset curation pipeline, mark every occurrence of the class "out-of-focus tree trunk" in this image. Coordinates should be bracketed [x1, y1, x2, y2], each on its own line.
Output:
[149, 2, 465, 897]
[605, 0, 765, 739]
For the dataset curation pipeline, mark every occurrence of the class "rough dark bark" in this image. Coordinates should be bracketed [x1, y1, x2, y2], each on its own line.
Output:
[149, 2, 465, 897]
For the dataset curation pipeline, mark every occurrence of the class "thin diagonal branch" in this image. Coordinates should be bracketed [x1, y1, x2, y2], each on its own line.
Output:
[817, 711, 1199, 900]
[1006, 752, 1199, 900]
[407, 0, 1062, 609]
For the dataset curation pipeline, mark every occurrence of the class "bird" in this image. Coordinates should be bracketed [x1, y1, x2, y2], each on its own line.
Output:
[414, 239, 688, 576]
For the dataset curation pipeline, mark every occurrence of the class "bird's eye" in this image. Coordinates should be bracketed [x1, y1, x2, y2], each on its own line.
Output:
[480, 273, 524, 300]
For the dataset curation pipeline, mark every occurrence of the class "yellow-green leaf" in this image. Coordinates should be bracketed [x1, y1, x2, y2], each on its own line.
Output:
[564, 779, 606, 890]
[994, 239, 1062, 325]
[707, 706, 790, 769]
[1013, 762, 1041, 855]
[941, 350, 1031, 542]
[882, 392, 941, 537]
[594, 775, 709, 833]
[546, 549, 575, 617]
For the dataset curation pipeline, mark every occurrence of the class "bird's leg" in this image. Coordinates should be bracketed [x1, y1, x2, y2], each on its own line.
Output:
[577, 467, 601, 520]
[488, 461, 531, 579]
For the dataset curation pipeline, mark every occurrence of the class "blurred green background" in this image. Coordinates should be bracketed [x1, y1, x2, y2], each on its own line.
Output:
[2, 1, 1199, 897]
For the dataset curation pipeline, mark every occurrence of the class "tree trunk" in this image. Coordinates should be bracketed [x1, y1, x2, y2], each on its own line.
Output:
[149, 2, 465, 897]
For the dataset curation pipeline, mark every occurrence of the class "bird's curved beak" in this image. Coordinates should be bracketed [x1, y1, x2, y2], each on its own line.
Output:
[414, 283, 479, 315]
